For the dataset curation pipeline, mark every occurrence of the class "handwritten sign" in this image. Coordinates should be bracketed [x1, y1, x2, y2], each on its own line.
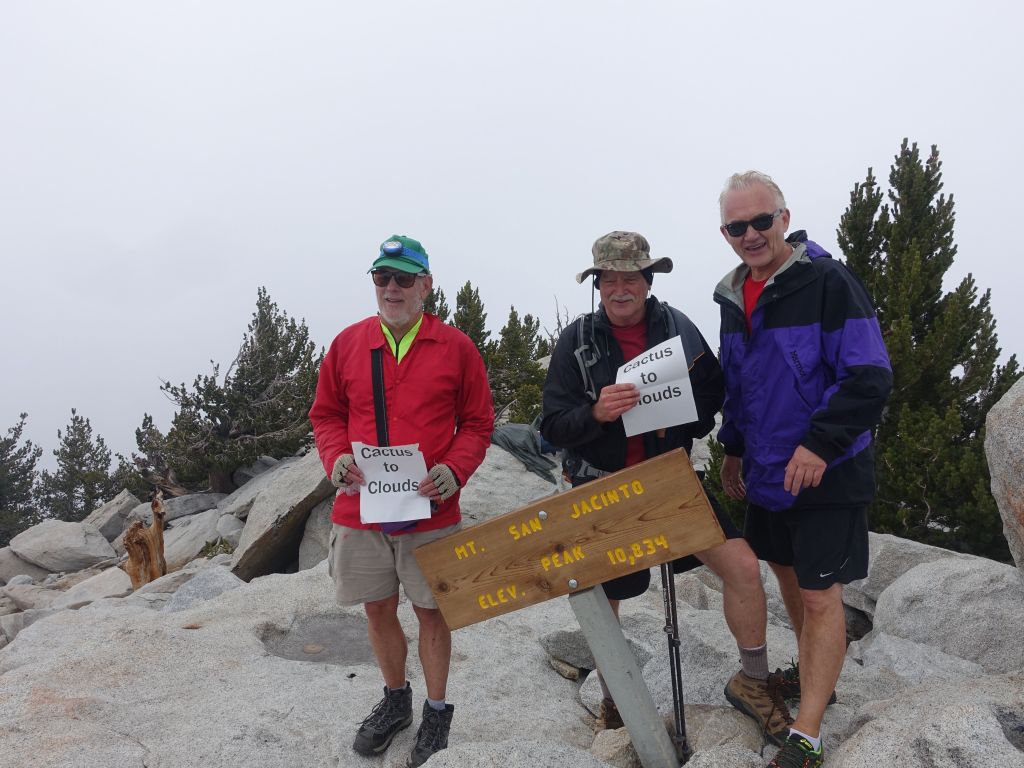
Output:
[352, 442, 430, 525]
[617, 335, 698, 437]
[414, 449, 724, 630]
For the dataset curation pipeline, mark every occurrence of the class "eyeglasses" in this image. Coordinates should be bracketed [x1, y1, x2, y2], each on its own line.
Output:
[371, 269, 420, 289]
[722, 209, 784, 237]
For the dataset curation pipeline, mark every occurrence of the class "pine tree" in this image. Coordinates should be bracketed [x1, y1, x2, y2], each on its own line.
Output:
[424, 285, 451, 323]
[161, 287, 323, 492]
[0, 413, 43, 546]
[838, 140, 1020, 559]
[36, 409, 118, 522]
[490, 307, 547, 423]
[452, 281, 491, 363]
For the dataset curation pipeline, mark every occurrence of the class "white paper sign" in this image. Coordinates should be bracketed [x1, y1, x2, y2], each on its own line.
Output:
[617, 335, 699, 438]
[352, 442, 431, 525]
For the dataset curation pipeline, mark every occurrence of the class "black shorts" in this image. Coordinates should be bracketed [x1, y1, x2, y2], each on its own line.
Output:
[744, 503, 869, 590]
[600, 486, 742, 601]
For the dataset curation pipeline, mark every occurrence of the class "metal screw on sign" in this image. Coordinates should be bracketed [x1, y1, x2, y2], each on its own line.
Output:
[568, 579, 578, 589]
[538, 510, 548, 521]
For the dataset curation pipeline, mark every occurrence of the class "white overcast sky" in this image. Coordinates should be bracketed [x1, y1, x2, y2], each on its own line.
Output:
[2, 1, 1021, 467]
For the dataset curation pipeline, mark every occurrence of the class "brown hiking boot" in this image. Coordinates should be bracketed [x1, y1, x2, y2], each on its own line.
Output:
[595, 697, 624, 730]
[724, 670, 793, 746]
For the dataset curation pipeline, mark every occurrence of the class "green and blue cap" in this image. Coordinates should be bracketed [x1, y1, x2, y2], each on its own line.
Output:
[370, 235, 430, 274]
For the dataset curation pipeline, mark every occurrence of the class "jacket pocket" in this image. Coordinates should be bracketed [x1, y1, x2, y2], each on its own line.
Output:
[774, 326, 824, 412]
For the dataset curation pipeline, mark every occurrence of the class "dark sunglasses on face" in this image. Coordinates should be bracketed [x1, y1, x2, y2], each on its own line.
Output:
[371, 269, 420, 288]
[722, 208, 784, 238]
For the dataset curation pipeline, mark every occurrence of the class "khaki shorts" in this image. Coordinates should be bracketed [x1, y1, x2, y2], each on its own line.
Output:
[328, 523, 460, 609]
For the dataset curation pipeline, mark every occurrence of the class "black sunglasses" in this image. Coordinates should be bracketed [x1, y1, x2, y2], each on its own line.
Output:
[722, 209, 784, 237]
[371, 270, 420, 289]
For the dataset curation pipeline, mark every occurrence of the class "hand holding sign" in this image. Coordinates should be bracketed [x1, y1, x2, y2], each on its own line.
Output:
[593, 383, 641, 423]
[352, 442, 431, 525]
[616, 335, 698, 437]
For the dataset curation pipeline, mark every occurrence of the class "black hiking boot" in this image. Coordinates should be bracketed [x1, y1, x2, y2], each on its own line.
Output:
[406, 700, 454, 767]
[352, 683, 413, 756]
[767, 661, 838, 705]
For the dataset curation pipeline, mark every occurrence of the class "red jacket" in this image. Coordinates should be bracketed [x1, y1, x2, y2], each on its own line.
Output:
[309, 313, 494, 532]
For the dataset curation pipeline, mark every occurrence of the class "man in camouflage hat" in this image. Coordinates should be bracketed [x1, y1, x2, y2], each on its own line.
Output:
[541, 231, 779, 737]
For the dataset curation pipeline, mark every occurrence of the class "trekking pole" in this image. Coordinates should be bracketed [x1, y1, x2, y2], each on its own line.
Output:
[660, 562, 691, 764]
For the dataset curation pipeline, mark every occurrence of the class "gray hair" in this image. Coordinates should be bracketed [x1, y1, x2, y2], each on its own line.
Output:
[719, 171, 786, 222]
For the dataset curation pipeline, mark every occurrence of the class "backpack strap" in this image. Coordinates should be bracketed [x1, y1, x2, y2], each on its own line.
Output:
[370, 348, 389, 447]
[572, 313, 601, 403]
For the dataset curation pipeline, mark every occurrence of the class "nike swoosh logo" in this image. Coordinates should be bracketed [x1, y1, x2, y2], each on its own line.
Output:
[819, 557, 850, 579]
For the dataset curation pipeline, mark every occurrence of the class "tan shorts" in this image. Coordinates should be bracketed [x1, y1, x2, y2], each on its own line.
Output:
[328, 523, 460, 609]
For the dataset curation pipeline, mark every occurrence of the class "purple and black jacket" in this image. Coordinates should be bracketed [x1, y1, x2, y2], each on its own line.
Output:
[714, 232, 893, 512]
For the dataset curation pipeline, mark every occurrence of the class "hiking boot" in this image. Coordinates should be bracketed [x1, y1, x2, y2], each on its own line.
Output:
[724, 670, 793, 746]
[352, 683, 413, 756]
[595, 697, 624, 730]
[406, 700, 454, 767]
[768, 662, 838, 705]
[767, 733, 824, 768]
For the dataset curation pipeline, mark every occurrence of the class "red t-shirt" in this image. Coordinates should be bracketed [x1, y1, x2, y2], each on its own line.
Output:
[610, 320, 648, 467]
[743, 274, 768, 334]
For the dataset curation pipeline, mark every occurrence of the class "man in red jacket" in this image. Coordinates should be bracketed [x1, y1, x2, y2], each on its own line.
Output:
[309, 235, 494, 768]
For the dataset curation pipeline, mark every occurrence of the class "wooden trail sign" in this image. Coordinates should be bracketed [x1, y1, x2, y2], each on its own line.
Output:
[414, 449, 724, 630]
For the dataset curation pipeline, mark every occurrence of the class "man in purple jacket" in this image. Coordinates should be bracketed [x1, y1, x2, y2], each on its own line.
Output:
[714, 171, 892, 768]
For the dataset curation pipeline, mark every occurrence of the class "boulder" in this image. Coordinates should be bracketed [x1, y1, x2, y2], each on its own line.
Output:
[214, 514, 244, 549]
[164, 509, 223, 571]
[232, 455, 279, 488]
[847, 631, 984, 686]
[82, 489, 140, 541]
[10, 520, 116, 572]
[131, 493, 227, 525]
[0, 606, 59, 643]
[842, 532, 967, 618]
[985, 377, 1024, 584]
[298, 498, 333, 571]
[458, 444, 557, 523]
[830, 673, 1024, 768]
[872, 557, 1024, 673]
[0, 546, 51, 584]
[162, 565, 244, 613]
[229, 450, 334, 581]
[2, 583, 62, 611]
[52, 567, 132, 609]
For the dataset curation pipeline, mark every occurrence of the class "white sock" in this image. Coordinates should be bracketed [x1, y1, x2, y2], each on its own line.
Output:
[789, 728, 821, 751]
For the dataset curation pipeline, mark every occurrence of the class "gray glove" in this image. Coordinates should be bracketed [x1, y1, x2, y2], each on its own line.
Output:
[330, 454, 355, 487]
[428, 463, 460, 502]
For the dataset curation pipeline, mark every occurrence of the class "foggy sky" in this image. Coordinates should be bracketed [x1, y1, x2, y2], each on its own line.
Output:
[2, 0, 1021, 466]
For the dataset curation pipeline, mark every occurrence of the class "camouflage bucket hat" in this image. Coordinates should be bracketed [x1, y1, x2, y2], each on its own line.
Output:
[576, 231, 673, 283]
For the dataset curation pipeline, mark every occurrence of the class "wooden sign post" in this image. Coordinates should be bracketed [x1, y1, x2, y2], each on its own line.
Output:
[414, 449, 724, 767]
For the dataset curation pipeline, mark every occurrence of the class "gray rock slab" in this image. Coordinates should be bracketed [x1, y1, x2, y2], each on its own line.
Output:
[215, 513, 244, 548]
[985, 377, 1024, 584]
[873, 556, 1024, 673]
[229, 450, 334, 581]
[52, 566, 132, 609]
[0, 546, 52, 583]
[842, 532, 967, 618]
[458, 444, 558, 524]
[131, 492, 227, 524]
[162, 565, 244, 612]
[0, 606, 59, 642]
[232, 455, 280, 488]
[848, 631, 984, 686]
[10, 520, 116, 572]
[831, 673, 1024, 768]
[82, 488, 140, 540]
[298, 498, 333, 571]
[2, 583, 62, 611]
[164, 508, 223, 571]
[5, 574, 34, 587]
[426, 740, 612, 768]
[217, 455, 302, 519]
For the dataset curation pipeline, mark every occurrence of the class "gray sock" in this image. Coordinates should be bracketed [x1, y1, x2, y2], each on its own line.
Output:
[427, 697, 447, 711]
[739, 643, 769, 681]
